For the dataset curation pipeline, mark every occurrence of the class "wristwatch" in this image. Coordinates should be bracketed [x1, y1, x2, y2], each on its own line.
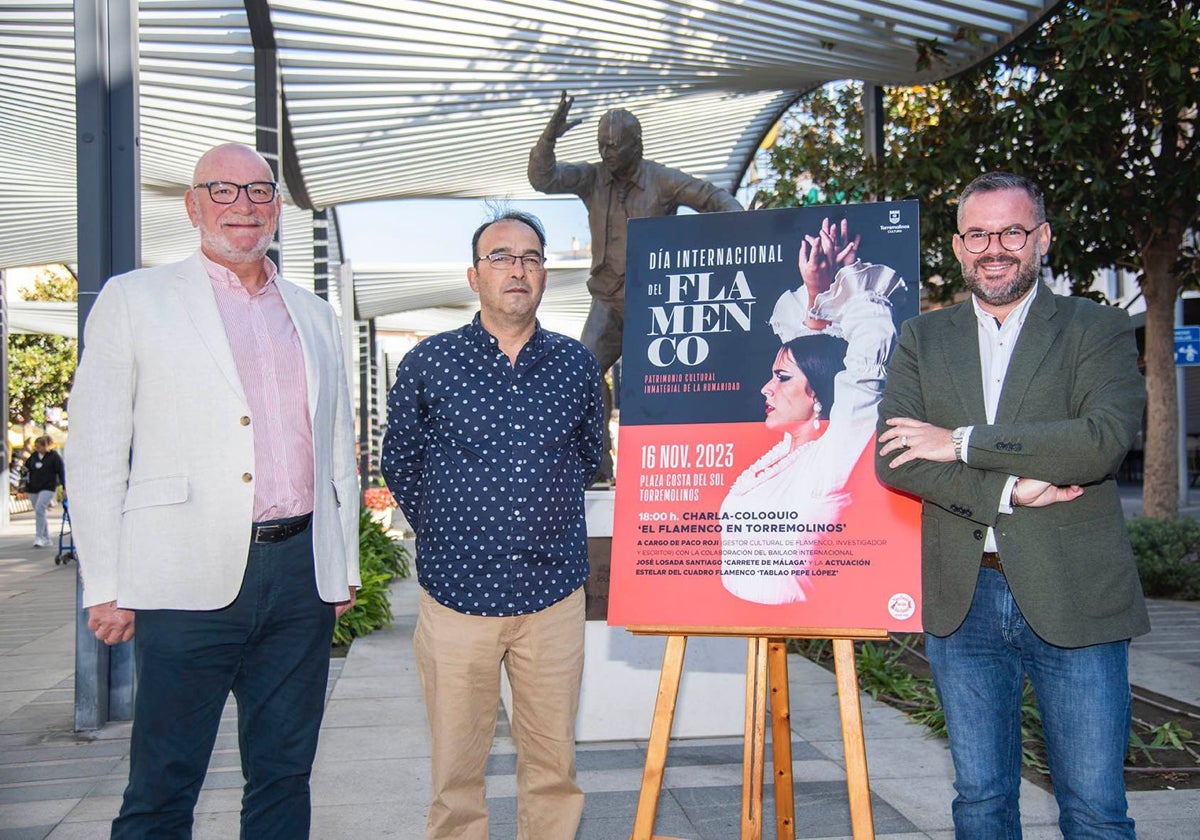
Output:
[951, 427, 967, 462]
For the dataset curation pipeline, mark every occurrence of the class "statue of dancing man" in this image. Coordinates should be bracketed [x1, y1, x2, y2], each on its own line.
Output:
[529, 92, 743, 483]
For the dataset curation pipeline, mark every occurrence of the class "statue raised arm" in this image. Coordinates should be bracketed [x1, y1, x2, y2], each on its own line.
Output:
[528, 91, 743, 483]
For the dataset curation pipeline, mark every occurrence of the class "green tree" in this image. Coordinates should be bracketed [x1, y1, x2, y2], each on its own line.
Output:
[757, 0, 1200, 518]
[754, 82, 870, 209]
[9, 265, 77, 427]
[753, 81, 969, 299]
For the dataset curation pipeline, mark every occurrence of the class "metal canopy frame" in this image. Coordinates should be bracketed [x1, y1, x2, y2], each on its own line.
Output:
[2, 0, 1057, 288]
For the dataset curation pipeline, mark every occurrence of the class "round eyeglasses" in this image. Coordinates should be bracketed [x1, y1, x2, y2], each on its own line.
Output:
[958, 224, 1042, 254]
[475, 253, 545, 271]
[192, 181, 279, 204]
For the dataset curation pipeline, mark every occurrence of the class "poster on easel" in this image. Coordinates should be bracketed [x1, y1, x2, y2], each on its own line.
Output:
[607, 202, 923, 630]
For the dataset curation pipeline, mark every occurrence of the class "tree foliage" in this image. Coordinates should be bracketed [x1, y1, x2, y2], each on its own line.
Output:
[756, 0, 1199, 518]
[8, 265, 77, 426]
[754, 81, 970, 301]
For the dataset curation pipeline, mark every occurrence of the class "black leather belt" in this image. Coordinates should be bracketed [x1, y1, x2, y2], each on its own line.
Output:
[981, 551, 1004, 573]
[251, 513, 312, 544]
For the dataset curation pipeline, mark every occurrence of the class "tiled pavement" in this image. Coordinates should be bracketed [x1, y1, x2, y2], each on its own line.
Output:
[1, 506, 1198, 839]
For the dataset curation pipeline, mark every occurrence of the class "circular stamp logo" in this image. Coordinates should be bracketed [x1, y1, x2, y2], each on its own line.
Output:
[887, 593, 916, 621]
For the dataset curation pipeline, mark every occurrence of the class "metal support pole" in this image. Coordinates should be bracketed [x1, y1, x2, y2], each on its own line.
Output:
[1177, 298, 1189, 507]
[0, 268, 9, 533]
[73, 0, 140, 730]
[862, 83, 885, 160]
[358, 320, 377, 494]
[338, 262, 356, 404]
[336, 263, 369, 495]
[313, 209, 329, 300]
[247, 0, 282, 265]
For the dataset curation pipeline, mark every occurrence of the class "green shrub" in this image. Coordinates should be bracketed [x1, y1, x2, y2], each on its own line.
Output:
[359, 508, 411, 579]
[1126, 517, 1200, 600]
[793, 635, 1185, 776]
[333, 509, 413, 646]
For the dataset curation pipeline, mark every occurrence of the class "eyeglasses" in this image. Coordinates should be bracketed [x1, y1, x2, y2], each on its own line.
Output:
[957, 224, 1042, 254]
[192, 181, 279, 204]
[475, 253, 545, 271]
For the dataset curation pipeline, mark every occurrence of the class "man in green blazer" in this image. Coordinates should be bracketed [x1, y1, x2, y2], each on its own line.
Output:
[876, 171, 1147, 838]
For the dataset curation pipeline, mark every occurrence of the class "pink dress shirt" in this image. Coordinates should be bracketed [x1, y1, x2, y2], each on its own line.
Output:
[203, 253, 315, 522]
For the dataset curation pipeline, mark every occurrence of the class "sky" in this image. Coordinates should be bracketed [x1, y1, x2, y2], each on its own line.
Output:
[335, 196, 591, 265]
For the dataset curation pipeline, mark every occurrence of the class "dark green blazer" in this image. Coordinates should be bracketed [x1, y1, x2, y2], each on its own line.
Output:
[875, 284, 1149, 648]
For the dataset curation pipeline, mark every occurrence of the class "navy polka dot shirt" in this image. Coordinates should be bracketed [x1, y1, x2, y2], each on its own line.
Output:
[381, 314, 604, 616]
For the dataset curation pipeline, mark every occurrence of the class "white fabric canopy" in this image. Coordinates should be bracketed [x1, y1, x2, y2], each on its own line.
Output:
[7, 300, 78, 339]
[2, 0, 1059, 314]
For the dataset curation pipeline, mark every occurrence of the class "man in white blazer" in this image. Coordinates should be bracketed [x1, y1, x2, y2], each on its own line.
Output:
[65, 143, 360, 839]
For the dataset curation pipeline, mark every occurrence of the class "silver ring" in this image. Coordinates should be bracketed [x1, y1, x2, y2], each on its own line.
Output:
[901, 435, 908, 447]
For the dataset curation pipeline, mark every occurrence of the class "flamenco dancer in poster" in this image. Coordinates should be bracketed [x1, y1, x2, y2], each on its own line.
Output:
[721, 218, 904, 604]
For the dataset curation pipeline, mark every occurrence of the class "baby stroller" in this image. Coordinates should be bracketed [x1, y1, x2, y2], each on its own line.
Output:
[55, 497, 75, 565]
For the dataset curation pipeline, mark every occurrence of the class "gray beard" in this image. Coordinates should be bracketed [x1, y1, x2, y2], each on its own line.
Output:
[200, 227, 273, 265]
[964, 249, 1042, 308]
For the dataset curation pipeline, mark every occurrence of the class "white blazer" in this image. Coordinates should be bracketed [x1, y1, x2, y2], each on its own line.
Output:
[65, 252, 361, 610]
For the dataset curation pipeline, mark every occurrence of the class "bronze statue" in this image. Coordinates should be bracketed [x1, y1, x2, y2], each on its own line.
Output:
[529, 92, 743, 482]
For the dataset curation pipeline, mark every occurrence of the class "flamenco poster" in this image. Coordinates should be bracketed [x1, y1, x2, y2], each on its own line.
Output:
[607, 202, 923, 631]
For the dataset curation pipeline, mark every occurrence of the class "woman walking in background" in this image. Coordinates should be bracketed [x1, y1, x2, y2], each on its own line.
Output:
[26, 436, 64, 548]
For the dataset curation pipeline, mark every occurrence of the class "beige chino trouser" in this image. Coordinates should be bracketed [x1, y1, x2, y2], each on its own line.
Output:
[414, 587, 586, 840]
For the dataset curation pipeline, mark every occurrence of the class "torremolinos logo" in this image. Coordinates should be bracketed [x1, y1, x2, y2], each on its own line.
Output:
[879, 207, 912, 234]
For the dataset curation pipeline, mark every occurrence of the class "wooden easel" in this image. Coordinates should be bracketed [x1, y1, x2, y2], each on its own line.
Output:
[625, 625, 889, 840]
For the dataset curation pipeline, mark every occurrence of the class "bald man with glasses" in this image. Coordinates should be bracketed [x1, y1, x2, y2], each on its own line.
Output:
[66, 142, 360, 839]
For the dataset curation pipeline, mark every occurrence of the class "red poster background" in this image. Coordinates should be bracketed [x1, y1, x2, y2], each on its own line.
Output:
[606, 203, 923, 631]
[608, 422, 922, 630]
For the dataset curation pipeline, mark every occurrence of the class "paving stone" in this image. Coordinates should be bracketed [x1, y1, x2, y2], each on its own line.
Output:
[0, 521, 1196, 839]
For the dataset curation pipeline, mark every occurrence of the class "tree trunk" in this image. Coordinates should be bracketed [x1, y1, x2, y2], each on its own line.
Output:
[1140, 242, 1183, 521]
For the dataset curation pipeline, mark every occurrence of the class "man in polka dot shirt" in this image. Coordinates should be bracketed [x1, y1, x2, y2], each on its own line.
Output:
[382, 210, 604, 839]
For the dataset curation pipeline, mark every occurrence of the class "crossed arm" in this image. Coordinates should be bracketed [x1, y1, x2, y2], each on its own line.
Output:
[875, 307, 1144, 519]
[878, 418, 1083, 508]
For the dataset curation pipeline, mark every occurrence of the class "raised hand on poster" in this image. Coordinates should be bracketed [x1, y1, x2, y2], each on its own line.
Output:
[800, 217, 861, 331]
[800, 217, 860, 293]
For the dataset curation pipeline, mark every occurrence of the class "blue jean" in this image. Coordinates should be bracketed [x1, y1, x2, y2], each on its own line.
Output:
[925, 568, 1134, 839]
[111, 519, 334, 840]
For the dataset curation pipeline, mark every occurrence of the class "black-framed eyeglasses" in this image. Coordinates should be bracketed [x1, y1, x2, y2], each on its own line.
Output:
[192, 181, 279, 204]
[475, 252, 546, 271]
[957, 224, 1042, 254]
